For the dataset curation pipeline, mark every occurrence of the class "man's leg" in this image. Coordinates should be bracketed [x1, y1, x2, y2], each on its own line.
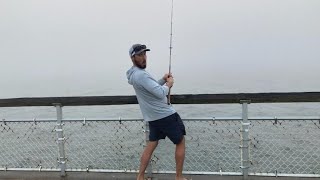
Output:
[175, 136, 186, 180]
[137, 141, 158, 180]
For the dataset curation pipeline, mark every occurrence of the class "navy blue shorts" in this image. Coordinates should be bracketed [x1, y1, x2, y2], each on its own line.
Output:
[148, 113, 186, 144]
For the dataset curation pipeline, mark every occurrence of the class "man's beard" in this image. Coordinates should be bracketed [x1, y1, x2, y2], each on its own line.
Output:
[135, 60, 146, 69]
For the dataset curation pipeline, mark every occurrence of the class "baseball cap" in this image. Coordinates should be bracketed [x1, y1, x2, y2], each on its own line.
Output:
[129, 44, 150, 57]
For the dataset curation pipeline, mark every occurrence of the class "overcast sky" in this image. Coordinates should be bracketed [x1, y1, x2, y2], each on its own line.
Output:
[0, 0, 319, 98]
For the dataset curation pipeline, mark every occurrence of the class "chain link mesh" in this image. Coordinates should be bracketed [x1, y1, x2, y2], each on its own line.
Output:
[0, 118, 319, 176]
[151, 120, 242, 173]
[249, 119, 320, 174]
[63, 120, 144, 171]
[0, 121, 58, 169]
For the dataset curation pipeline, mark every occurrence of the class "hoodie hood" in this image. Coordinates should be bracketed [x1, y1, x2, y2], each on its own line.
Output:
[126, 66, 139, 85]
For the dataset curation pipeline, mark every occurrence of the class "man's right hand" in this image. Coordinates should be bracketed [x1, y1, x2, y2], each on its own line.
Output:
[166, 77, 174, 88]
[162, 73, 172, 81]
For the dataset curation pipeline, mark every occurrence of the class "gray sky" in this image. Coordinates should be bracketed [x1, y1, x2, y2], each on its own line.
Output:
[0, 0, 319, 98]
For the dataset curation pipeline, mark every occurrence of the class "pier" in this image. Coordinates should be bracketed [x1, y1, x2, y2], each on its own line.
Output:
[0, 92, 319, 179]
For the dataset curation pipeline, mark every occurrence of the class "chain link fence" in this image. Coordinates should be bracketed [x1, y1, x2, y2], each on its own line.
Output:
[0, 117, 319, 177]
[249, 119, 320, 175]
[0, 121, 58, 169]
[151, 120, 242, 174]
[63, 120, 144, 171]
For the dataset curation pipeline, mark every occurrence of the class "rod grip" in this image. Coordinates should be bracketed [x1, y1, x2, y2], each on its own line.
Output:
[167, 88, 171, 105]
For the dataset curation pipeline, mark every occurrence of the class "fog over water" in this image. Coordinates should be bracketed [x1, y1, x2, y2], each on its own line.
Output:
[0, 0, 319, 98]
[0, 0, 319, 118]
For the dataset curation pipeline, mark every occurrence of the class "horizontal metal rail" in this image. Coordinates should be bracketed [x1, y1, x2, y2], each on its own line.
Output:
[0, 168, 320, 178]
[1, 117, 319, 122]
[0, 168, 60, 172]
[2, 168, 319, 178]
[249, 173, 320, 178]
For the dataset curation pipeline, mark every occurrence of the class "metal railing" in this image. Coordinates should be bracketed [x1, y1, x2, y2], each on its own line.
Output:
[0, 92, 320, 178]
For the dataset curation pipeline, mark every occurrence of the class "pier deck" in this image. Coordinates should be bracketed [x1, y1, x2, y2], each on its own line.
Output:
[0, 171, 317, 180]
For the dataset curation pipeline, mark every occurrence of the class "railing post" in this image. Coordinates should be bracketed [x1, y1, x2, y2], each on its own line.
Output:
[53, 103, 66, 177]
[144, 121, 153, 178]
[240, 100, 251, 179]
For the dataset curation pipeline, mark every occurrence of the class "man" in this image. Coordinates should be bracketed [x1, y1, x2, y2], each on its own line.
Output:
[126, 44, 187, 180]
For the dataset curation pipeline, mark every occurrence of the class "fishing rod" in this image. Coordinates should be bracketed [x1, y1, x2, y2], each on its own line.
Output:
[167, 0, 174, 105]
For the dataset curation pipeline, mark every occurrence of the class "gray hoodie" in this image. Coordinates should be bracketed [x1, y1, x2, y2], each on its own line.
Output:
[126, 66, 176, 121]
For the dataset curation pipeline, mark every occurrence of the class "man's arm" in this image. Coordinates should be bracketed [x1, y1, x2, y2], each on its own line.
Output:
[138, 72, 171, 99]
[158, 78, 166, 85]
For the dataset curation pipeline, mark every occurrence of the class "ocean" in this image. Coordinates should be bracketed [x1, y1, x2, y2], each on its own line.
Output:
[1, 76, 320, 119]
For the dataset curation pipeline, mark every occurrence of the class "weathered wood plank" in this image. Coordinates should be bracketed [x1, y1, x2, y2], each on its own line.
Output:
[171, 92, 320, 104]
[0, 92, 319, 107]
